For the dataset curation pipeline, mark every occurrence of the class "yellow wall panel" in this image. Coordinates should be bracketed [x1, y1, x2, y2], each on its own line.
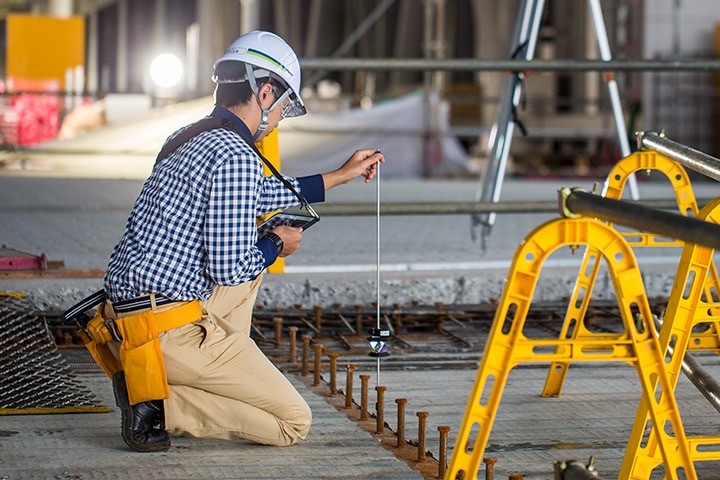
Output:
[7, 14, 85, 90]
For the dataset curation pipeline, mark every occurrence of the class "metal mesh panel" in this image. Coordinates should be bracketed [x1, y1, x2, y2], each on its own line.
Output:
[0, 295, 107, 413]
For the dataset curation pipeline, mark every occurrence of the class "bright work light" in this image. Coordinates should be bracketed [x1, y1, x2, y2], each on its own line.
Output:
[150, 53, 183, 88]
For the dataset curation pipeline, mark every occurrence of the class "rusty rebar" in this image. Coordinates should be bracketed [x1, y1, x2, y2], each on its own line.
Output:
[359, 374, 371, 421]
[288, 326, 298, 364]
[438, 425, 451, 479]
[314, 305, 322, 338]
[313, 344, 324, 386]
[395, 398, 408, 447]
[328, 352, 339, 396]
[375, 385, 387, 434]
[417, 411, 429, 463]
[344, 364, 356, 409]
[484, 457, 498, 480]
[354, 304, 364, 334]
[301, 335, 311, 376]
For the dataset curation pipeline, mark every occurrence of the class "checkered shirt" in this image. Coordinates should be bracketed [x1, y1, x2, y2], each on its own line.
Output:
[104, 117, 321, 302]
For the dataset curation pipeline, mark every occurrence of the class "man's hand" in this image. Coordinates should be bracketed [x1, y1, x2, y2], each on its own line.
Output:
[322, 149, 385, 190]
[273, 225, 302, 257]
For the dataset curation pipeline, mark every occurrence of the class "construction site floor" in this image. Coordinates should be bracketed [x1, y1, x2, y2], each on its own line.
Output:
[3, 174, 720, 479]
[4, 351, 720, 479]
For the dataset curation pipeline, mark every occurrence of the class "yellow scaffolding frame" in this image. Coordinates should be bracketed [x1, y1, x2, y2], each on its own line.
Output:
[542, 151, 720, 398]
[445, 216, 696, 479]
[620, 197, 720, 478]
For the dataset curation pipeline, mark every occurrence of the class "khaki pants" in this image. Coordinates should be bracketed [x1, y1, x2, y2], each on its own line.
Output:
[158, 275, 312, 446]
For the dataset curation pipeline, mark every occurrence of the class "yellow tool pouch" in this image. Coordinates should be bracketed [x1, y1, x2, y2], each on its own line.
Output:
[76, 314, 122, 378]
[82, 300, 202, 405]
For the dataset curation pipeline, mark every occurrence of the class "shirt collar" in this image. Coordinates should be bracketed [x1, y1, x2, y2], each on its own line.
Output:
[210, 106, 254, 139]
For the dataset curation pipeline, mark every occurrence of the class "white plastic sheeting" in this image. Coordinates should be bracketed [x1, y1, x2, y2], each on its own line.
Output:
[7, 93, 470, 179]
[279, 92, 470, 178]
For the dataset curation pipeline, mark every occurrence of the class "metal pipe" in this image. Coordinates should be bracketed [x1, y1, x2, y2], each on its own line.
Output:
[560, 188, 720, 251]
[637, 131, 720, 183]
[655, 317, 720, 414]
[309, 198, 716, 217]
[299, 58, 720, 72]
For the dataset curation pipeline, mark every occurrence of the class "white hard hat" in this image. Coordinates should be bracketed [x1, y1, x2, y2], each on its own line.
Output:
[213, 30, 306, 118]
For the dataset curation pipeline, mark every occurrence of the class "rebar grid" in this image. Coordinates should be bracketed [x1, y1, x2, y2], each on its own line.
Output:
[0, 295, 105, 412]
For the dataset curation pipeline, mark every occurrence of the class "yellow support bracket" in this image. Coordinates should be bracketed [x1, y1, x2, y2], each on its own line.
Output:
[445, 217, 696, 480]
[256, 129, 284, 274]
[620, 197, 720, 479]
[542, 150, 720, 398]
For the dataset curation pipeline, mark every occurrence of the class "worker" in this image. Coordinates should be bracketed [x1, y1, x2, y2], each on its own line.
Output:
[101, 30, 384, 452]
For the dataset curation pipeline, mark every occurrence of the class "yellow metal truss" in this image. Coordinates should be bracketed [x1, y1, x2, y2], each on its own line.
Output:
[620, 197, 720, 479]
[445, 217, 696, 480]
[542, 151, 720, 398]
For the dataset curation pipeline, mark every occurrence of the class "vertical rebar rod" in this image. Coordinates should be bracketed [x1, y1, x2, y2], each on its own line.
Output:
[328, 352, 339, 396]
[301, 335, 311, 376]
[484, 457, 498, 480]
[417, 411, 429, 462]
[375, 385, 387, 434]
[360, 374, 371, 421]
[344, 364, 356, 409]
[313, 344, 323, 386]
[273, 317, 282, 349]
[438, 425, 451, 478]
[396, 398, 408, 447]
[288, 326, 298, 364]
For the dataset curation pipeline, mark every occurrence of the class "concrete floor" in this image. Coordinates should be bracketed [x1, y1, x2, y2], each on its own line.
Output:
[3, 130, 720, 478]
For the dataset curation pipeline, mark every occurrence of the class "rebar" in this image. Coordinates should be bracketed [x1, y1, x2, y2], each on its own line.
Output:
[314, 305, 322, 339]
[273, 317, 282, 349]
[396, 398, 408, 447]
[301, 335, 311, 376]
[344, 364, 356, 409]
[328, 352, 339, 396]
[375, 385, 387, 434]
[313, 344, 323, 386]
[484, 457, 498, 480]
[417, 411, 429, 462]
[288, 326, 298, 364]
[359, 374, 371, 421]
[438, 425, 451, 478]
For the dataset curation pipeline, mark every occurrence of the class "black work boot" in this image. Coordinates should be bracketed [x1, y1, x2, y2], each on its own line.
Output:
[112, 371, 171, 452]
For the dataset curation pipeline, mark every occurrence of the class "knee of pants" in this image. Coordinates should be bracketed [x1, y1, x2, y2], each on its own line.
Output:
[283, 404, 312, 446]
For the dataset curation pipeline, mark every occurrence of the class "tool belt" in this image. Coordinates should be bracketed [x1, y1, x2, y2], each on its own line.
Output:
[64, 291, 202, 405]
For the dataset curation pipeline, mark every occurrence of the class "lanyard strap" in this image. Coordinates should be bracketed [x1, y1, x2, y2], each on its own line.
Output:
[155, 116, 311, 208]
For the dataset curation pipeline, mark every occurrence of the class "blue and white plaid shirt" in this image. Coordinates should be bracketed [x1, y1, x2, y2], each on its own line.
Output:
[104, 107, 324, 302]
